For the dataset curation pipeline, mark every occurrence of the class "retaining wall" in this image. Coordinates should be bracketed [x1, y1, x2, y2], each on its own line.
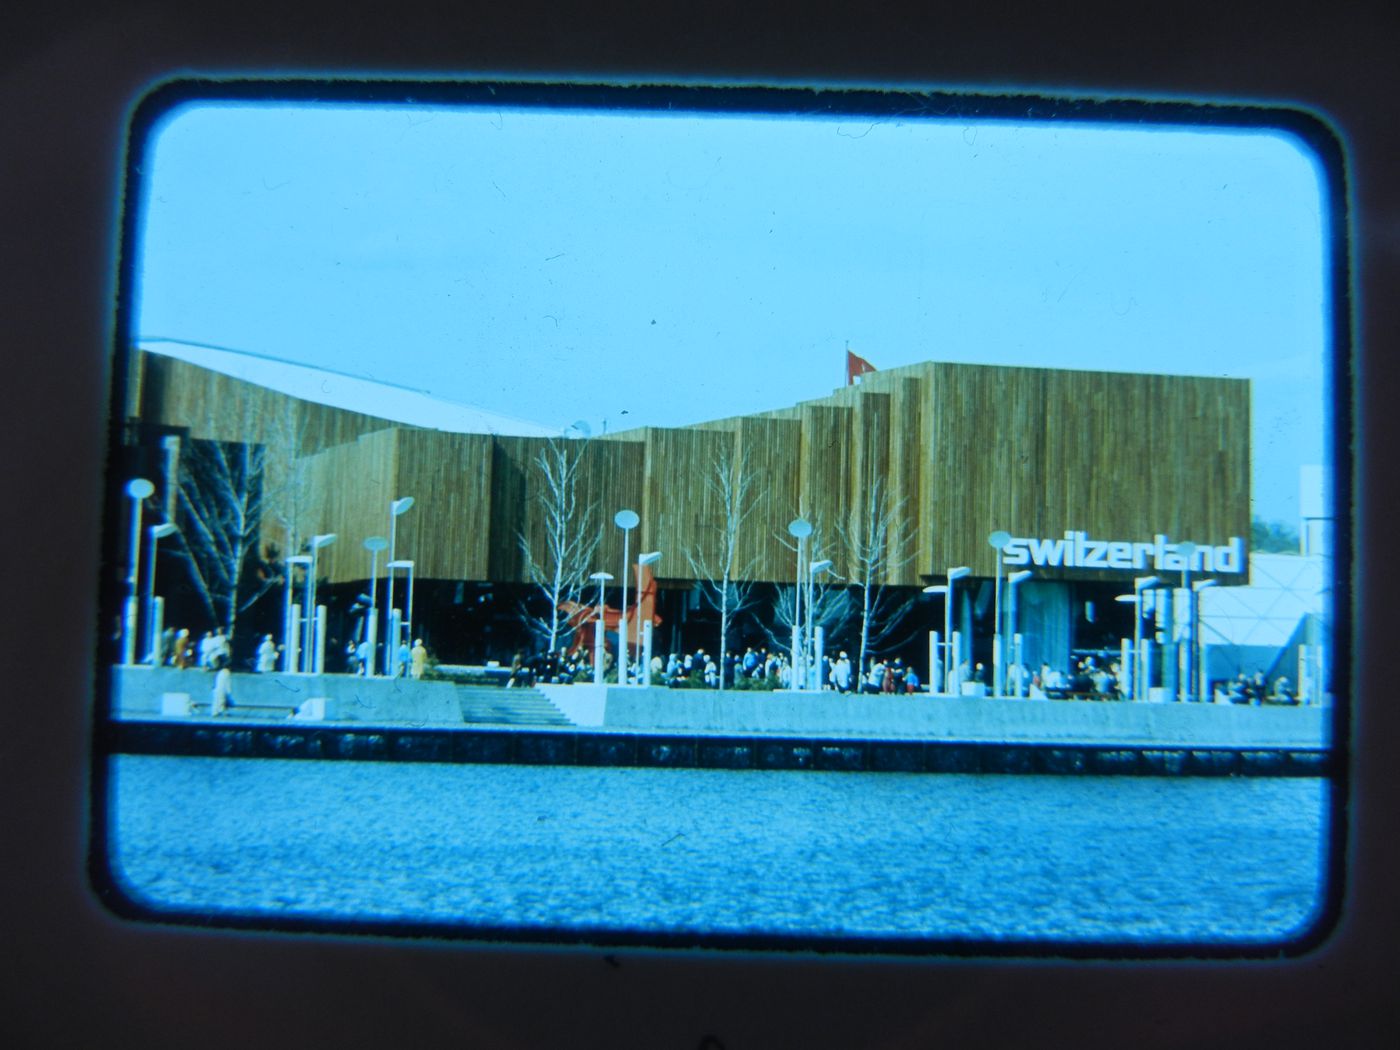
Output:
[597, 688, 1329, 748]
[111, 668, 1330, 749]
[111, 665, 463, 725]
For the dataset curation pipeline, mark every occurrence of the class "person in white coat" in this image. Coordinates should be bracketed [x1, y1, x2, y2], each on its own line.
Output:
[255, 634, 277, 673]
[210, 655, 232, 716]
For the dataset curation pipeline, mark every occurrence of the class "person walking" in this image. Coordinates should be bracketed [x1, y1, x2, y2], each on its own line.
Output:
[172, 629, 192, 669]
[410, 638, 428, 680]
[832, 652, 853, 693]
[256, 634, 277, 673]
[210, 655, 232, 716]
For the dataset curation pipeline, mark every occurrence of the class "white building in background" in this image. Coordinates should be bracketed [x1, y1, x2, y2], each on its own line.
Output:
[1192, 466, 1332, 704]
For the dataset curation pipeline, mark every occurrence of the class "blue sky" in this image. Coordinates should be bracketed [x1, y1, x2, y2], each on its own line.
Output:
[133, 98, 1331, 523]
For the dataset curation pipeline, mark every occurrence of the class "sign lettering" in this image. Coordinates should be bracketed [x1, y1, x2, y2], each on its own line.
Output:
[1000, 532, 1245, 574]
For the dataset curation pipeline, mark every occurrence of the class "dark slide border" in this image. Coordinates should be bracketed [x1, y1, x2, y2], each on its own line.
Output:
[3, 3, 1392, 1047]
[92, 75, 1351, 960]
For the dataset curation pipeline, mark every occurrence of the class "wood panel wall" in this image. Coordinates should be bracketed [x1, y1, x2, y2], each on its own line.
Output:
[298, 429, 398, 586]
[734, 416, 801, 579]
[916, 362, 1250, 581]
[393, 430, 496, 582]
[486, 436, 645, 588]
[128, 350, 1251, 590]
[639, 426, 732, 581]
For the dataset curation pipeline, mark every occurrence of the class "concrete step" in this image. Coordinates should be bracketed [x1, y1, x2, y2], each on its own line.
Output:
[456, 685, 572, 726]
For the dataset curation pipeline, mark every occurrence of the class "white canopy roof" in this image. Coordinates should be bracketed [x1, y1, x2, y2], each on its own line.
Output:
[139, 338, 559, 438]
[1198, 553, 1327, 648]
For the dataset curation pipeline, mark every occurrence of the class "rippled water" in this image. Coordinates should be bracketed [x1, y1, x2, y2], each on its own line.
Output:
[105, 756, 1329, 945]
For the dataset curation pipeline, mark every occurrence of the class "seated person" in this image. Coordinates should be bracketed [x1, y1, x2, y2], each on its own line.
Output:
[1227, 673, 1251, 704]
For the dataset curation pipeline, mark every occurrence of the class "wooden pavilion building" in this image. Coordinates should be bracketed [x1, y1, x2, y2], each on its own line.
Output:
[117, 340, 1251, 679]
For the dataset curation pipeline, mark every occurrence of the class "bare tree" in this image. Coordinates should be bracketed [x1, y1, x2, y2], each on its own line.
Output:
[766, 581, 855, 657]
[765, 519, 855, 679]
[837, 478, 917, 677]
[518, 438, 600, 657]
[169, 435, 274, 641]
[684, 444, 758, 687]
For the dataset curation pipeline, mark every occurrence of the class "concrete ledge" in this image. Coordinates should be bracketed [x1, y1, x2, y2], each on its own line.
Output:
[112, 666, 463, 725]
[598, 687, 1329, 748]
[111, 669, 1330, 748]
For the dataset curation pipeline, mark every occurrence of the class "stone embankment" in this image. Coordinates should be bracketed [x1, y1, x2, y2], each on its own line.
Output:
[105, 667, 1331, 776]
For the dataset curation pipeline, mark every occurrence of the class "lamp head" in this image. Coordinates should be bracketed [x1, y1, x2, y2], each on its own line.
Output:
[809, 559, 833, 574]
[151, 523, 178, 539]
[590, 571, 614, 582]
[948, 566, 971, 581]
[1135, 575, 1160, 590]
[391, 496, 415, 516]
[614, 509, 639, 530]
[310, 533, 337, 549]
[1008, 570, 1033, 585]
[639, 551, 662, 566]
[363, 536, 388, 552]
[921, 585, 947, 595]
[787, 517, 813, 539]
[126, 478, 155, 499]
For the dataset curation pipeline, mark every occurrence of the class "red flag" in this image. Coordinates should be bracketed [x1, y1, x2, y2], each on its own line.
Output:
[846, 349, 876, 385]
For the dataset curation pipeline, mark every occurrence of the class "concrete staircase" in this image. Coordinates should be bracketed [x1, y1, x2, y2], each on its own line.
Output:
[456, 685, 573, 727]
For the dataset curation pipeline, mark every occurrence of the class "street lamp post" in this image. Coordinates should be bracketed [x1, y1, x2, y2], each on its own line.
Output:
[144, 522, 178, 664]
[1006, 569, 1033, 696]
[1192, 577, 1218, 702]
[787, 518, 813, 693]
[1114, 593, 1138, 697]
[123, 478, 155, 665]
[637, 551, 661, 686]
[284, 554, 311, 674]
[362, 537, 387, 676]
[389, 560, 414, 649]
[922, 585, 947, 694]
[589, 571, 613, 686]
[1131, 575, 1160, 700]
[388, 559, 414, 673]
[306, 534, 337, 674]
[988, 532, 1012, 696]
[944, 566, 971, 693]
[1175, 542, 1196, 701]
[808, 559, 833, 690]
[614, 510, 639, 684]
[386, 496, 414, 675]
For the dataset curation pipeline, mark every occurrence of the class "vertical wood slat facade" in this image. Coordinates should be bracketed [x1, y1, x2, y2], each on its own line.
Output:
[127, 351, 1251, 589]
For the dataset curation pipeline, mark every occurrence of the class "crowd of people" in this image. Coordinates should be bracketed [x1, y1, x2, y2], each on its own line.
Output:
[152, 627, 233, 671]
[146, 625, 1301, 707]
[1221, 670, 1298, 705]
[505, 645, 933, 694]
[151, 626, 431, 682]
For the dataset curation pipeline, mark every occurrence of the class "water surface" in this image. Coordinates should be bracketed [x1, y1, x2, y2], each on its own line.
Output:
[107, 756, 1328, 945]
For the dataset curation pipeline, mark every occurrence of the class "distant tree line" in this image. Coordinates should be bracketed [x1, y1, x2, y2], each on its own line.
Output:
[1251, 516, 1299, 554]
